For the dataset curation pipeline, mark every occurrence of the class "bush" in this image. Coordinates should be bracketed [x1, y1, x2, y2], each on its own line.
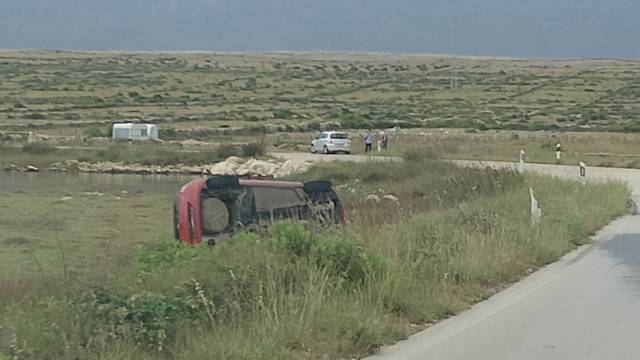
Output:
[83, 126, 109, 138]
[270, 222, 385, 284]
[83, 288, 199, 352]
[340, 114, 369, 129]
[272, 109, 293, 119]
[22, 143, 56, 154]
[306, 121, 322, 131]
[312, 234, 386, 283]
[26, 113, 47, 120]
[216, 144, 241, 158]
[159, 128, 179, 140]
[241, 142, 266, 157]
[96, 145, 125, 162]
[270, 222, 315, 257]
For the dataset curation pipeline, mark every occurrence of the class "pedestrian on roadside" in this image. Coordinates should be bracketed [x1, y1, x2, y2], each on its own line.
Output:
[381, 131, 389, 150]
[364, 128, 375, 154]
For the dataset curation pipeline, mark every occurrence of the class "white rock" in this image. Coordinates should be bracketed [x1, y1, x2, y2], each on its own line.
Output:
[225, 156, 245, 165]
[365, 194, 381, 203]
[209, 161, 237, 175]
[382, 194, 400, 205]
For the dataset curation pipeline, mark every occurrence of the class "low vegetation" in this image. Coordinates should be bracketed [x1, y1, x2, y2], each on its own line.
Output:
[0, 157, 629, 359]
[383, 130, 640, 169]
[0, 142, 269, 169]
[2, 52, 640, 138]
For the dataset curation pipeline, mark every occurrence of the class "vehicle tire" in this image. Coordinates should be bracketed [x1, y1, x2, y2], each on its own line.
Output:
[323, 146, 330, 154]
[344, 151, 351, 155]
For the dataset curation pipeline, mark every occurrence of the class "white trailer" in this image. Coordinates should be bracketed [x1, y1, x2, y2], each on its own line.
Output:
[112, 123, 159, 140]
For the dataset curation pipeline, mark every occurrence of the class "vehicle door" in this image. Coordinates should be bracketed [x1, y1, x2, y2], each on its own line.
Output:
[311, 133, 321, 152]
[315, 132, 328, 152]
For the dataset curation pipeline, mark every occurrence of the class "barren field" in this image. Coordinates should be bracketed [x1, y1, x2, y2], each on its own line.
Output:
[2, 51, 640, 139]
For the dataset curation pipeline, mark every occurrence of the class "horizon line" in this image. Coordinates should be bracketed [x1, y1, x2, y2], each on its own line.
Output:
[1, 48, 639, 62]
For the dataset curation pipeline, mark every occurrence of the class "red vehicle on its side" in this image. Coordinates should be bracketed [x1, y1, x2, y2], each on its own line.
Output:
[174, 176, 345, 245]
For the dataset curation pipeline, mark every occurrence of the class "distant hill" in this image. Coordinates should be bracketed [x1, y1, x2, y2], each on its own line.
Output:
[1, 0, 639, 58]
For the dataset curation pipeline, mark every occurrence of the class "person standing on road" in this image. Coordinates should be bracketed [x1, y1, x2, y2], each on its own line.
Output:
[364, 129, 375, 154]
[381, 131, 389, 151]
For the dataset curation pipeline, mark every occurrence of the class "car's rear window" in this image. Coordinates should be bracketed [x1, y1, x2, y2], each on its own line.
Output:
[330, 133, 348, 139]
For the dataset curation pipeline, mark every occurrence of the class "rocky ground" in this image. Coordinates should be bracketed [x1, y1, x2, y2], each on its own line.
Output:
[3, 156, 313, 178]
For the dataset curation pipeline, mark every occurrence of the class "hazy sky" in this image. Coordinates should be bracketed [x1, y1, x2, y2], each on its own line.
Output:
[1, 0, 639, 58]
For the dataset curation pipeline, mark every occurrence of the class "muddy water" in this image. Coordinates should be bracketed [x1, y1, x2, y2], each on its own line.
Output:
[0, 171, 206, 194]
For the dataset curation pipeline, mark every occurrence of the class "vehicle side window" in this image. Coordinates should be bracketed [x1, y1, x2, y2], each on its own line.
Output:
[330, 133, 348, 139]
[320, 133, 329, 139]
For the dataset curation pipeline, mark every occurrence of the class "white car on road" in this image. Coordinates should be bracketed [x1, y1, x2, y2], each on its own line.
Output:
[310, 131, 352, 154]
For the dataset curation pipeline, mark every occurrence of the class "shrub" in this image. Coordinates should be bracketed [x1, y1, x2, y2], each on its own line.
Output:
[83, 288, 199, 352]
[216, 144, 241, 158]
[269, 222, 385, 284]
[26, 113, 47, 120]
[312, 234, 386, 284]
[96, 145, 126, 162]
[272, 109, 294, 119]
[270, 222, 315, 257]
[83, 126, 109, 138]
[340, 114, 369, 129]
[306, 121, 322, 131]
[159, 127, 179, 140]
[22, 143, 56, 154]
[241, 142, 266, 157]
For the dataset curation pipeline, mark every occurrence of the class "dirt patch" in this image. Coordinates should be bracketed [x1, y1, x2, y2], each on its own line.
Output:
[3, 236, 33, 246]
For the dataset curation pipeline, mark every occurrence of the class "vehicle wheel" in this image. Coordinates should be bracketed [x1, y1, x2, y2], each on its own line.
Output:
[344, 151, 352, 155]
[323, 146, 330, 154]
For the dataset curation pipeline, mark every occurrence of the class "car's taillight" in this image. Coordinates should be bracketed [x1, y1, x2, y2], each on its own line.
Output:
[328, 139, 335, 144]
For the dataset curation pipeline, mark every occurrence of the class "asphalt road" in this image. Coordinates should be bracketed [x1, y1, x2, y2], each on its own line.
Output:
[273, 154, 640, 360]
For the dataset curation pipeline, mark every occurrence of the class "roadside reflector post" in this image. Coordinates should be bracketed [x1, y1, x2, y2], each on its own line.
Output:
[519, 149, 526, 164]
[530, 187, 541, 225]
[579, 162, 586, 177]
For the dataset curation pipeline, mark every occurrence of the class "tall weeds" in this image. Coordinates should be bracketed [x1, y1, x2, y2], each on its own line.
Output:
[0, 159, 630, 360]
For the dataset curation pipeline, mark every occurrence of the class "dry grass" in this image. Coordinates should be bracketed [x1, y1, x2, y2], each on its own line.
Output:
[0, 191, 172, 307]
[376, 130, 640, 169]
[0, 158, 629, 359]
[2, 51, 640, 139]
